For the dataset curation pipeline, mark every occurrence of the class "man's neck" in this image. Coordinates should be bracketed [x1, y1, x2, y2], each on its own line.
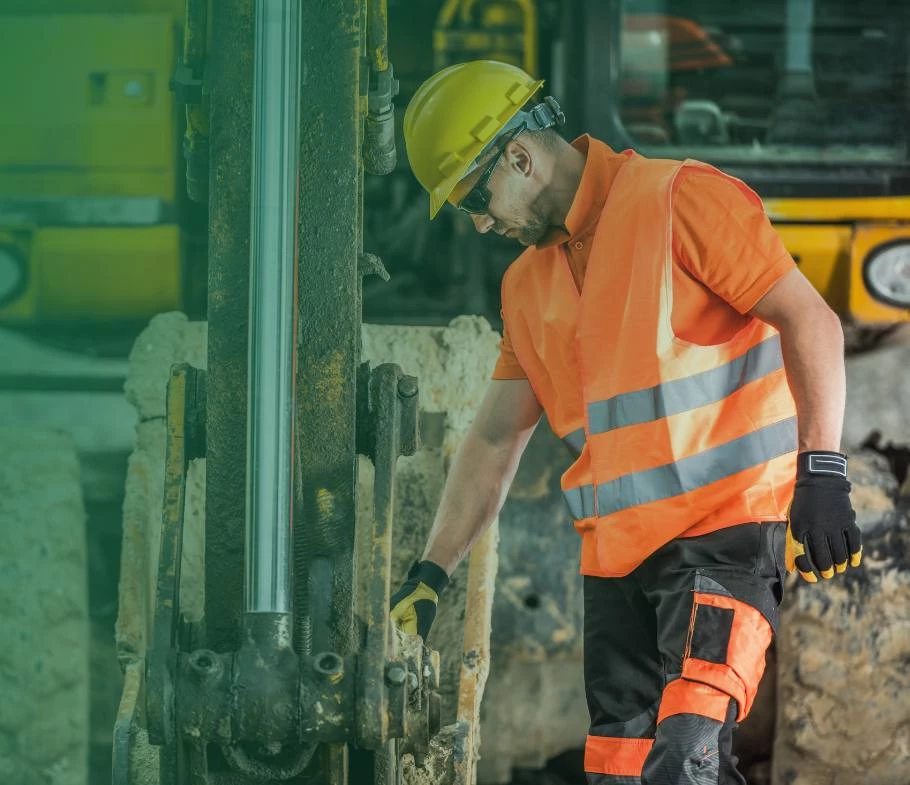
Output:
[545, 143, 587, 229]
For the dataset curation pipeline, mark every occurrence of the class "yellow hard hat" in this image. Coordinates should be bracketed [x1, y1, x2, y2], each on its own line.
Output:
[404, 60, 545, 219]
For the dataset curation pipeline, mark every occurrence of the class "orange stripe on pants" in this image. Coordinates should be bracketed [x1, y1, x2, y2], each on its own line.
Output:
[657, 678, 731, 725]
[584, 735, 654, 776]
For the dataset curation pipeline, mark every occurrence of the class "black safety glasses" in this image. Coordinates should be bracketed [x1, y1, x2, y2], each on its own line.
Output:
[456, 124, 526, 215]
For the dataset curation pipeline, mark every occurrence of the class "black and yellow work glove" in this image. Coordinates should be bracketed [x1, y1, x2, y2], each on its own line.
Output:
[786, 451, 863, 583]
[389, 560, 449, 640]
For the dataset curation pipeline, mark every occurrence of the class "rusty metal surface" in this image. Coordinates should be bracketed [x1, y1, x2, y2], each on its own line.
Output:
[231, 614, 299, 746]
[135, 3, 467, 782]
[294, 0, 363, 663]
[153, 623, 364, 781]
[367, 0, 389, 72]
[294, 5, 374, 782]
[204, 0, 254, 655]
[175, 649, 232, 746]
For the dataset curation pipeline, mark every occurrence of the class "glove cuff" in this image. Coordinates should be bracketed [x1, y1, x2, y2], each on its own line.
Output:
[407, 560, 449, 595]
[797, 450, 848, 479]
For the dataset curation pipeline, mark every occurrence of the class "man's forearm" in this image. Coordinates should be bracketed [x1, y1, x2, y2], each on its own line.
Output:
[778, 306, 846, 453]
[421, 430, 526, 575]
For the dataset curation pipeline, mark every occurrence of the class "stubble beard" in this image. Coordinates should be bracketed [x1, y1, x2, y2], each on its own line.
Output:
[516, 200, 550, 246]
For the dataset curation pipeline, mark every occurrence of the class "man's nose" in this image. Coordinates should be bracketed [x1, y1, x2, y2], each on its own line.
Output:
[470, 212, 495, 234]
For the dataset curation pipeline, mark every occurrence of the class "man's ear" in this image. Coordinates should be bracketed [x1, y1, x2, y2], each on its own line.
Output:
[504, 140, 533, 178]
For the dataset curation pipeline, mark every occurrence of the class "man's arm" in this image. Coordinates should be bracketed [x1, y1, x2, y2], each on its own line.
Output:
[389, 378, 541, 638]
[749, 267, 844, 452]
[422, 378, 542, 575]
[750, 268, 861, 581]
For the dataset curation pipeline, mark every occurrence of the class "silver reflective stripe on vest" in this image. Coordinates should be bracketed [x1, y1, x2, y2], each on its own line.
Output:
[563, 427, 586, 457]
[595, 417, 798, 517]
[588, 336, 784, 435]
[563, 483, 596, 519]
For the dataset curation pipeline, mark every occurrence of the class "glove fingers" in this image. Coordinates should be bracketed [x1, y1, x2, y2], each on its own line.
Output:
[807, 532, 835, 579]
[846, 523, 864, 567]
[787, 526, 819, 582]
[793, 553, 818, 583]
[829, 530, 850, 574]
[794, 533, 822, 583]
[413, 599, 437, 640]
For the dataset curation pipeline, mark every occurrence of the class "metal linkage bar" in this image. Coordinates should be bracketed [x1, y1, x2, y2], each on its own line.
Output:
[356, 363, 420, 750]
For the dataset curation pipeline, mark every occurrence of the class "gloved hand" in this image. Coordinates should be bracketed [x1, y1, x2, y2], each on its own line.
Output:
[786, 450, 863, 583]
[390, 560, 449, 639]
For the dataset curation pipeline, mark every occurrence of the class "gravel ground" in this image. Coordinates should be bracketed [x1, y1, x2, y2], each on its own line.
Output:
[0, 428, 88, 785]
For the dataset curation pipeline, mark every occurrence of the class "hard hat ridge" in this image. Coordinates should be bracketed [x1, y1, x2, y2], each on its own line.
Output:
[403, 60, 552, 219]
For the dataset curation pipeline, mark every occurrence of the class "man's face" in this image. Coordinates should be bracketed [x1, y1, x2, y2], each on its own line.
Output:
[449, 140, 550, 247]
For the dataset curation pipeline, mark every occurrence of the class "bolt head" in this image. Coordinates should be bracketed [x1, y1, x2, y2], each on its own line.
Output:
[386, 664, 407, 686]
[397, 376, 418, 398]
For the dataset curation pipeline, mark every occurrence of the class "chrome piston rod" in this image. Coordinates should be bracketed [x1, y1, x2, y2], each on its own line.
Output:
[244, 0, 301, 614]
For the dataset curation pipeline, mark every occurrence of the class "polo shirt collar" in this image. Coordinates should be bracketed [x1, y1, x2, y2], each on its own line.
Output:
[536, 135, 619, 250]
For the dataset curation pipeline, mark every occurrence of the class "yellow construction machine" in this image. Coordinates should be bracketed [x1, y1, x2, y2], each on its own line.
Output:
[0, 0, 203, 351]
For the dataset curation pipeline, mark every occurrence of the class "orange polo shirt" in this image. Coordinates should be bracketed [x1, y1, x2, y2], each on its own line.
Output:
[493, 136, 796, 380]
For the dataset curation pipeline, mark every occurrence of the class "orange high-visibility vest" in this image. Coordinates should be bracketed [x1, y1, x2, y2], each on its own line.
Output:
[502, 152, 798, 577]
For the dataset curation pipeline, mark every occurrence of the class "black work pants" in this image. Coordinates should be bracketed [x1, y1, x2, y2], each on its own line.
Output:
[583, 522, 786, 785]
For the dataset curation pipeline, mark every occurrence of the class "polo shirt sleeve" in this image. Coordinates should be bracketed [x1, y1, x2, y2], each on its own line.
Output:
[492, 311, 529, 380]
[673, 169, 796, 314]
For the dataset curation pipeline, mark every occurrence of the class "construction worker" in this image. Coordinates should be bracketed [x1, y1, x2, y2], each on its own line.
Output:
[391, 60, 862, 785]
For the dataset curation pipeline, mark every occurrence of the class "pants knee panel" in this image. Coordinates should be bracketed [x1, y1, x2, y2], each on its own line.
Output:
[682, 573, 775, 721]
[642, 712, 723, 785]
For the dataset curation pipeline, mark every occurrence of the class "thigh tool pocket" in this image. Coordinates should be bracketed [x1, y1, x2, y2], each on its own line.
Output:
[682, 572, 776, 723]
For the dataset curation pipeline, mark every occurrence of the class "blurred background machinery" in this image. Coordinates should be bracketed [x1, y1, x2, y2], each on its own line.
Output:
[0, 2, 909, 785]
[363, 0, 910, 343]
[1, 1, 907, 349]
